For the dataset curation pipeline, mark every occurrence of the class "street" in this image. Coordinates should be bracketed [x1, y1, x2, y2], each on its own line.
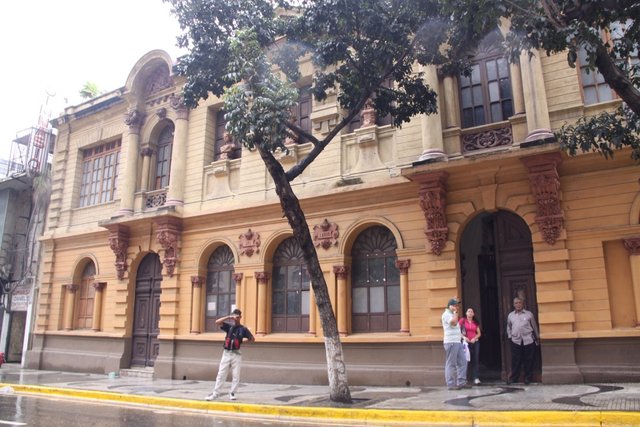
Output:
[0, 395, 332, 427]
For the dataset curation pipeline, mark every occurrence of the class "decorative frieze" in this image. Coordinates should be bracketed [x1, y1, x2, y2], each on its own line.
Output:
[521, 153, 564, 245]
[106, 224, 130, 280]
[155, 217, 182, 277]
[462, 125, 513, 153]
[416, 171, 449, 255]
[239, 229, 261, 257]
[313, 219, 339, 250]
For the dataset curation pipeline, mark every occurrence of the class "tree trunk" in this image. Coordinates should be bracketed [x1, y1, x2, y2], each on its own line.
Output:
[594, 44, 640, 116]
[257, 145, 352, 403]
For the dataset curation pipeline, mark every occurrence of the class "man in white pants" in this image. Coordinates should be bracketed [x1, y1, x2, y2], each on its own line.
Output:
[206, 309, 255, 401]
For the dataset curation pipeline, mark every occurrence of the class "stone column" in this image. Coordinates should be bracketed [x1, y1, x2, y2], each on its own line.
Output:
[519, 50, 553, 142]
[190, 276, 204, 334]
[62, 284, 78, 331]
[166, 95, 189, 207]
[623, 237, 640, 326]
[255, 272, 270, 336]
[419, 65, 446, 161]
[118, 108, 144, 216]
[232, 273, 243, 312]
[91, 282, 106, 331]
[396, 259, 411, 335]
[333, 265, 349, 337]
[140, 147, 154, 192]
[510, 62, 526, 115]
[442, 75, 459, 129]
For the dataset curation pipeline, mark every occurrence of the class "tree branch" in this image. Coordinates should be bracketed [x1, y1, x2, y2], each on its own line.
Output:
[594, 44, 640, 116]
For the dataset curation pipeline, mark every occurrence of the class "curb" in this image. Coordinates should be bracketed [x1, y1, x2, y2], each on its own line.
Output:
[2, 383, 639, 426]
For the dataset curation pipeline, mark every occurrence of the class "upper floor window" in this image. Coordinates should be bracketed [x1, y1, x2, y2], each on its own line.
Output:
[79, 139, 121, 207]
[76, 261, 96, 329]
[351, 226, 400, 333]
[154, 123, 174, 189]
[291, 86, 312, 142]
[214, 110, 242, 161]
[272, 237, 310, 333]
[205, 245, 236, 332]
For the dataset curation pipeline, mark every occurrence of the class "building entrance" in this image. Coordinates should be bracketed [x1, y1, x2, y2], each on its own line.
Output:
[460, 210, 541, 382]
[131, 253, 163, 367]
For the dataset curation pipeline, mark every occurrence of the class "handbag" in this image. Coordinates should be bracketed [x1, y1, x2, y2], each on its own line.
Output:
[463, 341, 471, 362]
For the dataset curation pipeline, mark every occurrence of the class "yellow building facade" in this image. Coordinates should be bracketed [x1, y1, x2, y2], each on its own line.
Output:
[25, 46, 640, 386]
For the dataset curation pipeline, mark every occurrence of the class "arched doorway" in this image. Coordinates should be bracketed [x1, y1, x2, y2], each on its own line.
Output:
[131, 253, 163, 367]
[460, 210, 541, 382]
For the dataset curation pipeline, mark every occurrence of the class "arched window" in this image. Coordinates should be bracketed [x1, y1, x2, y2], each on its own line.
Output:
[272, 237, 310, 333]
[459, 32, 513, 128]
[351, 226, 400, 333]
[154, 123, 174, 189]
[76, 261, 96, 329]
[205, 245, 235, 332]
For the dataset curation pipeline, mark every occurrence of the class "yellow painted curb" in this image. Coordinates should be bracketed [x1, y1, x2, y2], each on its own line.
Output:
[1, 383, 639, 426]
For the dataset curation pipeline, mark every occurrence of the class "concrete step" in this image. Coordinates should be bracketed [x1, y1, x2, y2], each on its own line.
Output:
[119, 367, 154, 379]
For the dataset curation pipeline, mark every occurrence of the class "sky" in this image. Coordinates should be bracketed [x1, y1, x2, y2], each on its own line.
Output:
[1, 0, 185, 159]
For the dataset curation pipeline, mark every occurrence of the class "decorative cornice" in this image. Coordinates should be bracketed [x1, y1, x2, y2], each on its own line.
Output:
[416, 171, 449, 255]
[395, 259, 411, 274]
[155, 216, 182, 277]
[191, 276, 204, 288]
[313, 219, 339, 250]
[623, 237, 640, 256]
[106, 224, 130, 281]
[521, 152, 564, 245]
[239, 229, 261, 257]
[333, 265, 350, 279]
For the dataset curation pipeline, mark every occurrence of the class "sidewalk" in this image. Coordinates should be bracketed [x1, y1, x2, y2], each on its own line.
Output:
[1, 363, 639, 426]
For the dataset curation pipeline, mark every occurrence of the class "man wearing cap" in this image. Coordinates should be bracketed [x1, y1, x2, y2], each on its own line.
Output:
[206, 309, 255, 401]
[442, 297, 469, 390]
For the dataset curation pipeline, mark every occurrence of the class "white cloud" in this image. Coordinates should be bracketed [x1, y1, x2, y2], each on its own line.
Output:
[0, 0, 185, 158]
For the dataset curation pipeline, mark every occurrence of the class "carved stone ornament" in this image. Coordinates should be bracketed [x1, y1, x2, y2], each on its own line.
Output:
[255, 271, 270, 284]
[140, 147, 155, 157]
[239, 229, 261, 257]
[623, 237, 640, 256]
[170, 94, 189, 120]
[313, 219, 339, 250]
[332, 265, 350, 279]
[155, 217, 182, 277]
[219, 132, 235, 160]
[417, 171, 449, 255]
[156, 107, 167, 119]
[395, 259, 411, 274]
[361, 99, 376, 127]
[191, 276, 204, 288]
[107, 224, 130, 280]
[232, 273, 244, 284]
[92, 282, 107, 292]
[64, 284, 79, 293]
[521, 153, 564, 245]
[462, 125, 513, 153]
[124, 108, 145, 129]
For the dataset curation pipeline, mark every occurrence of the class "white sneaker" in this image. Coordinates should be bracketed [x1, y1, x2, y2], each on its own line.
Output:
[229, 392, 236, 401]
[474, 378, 481, 385]
[205, 393, 219, 401]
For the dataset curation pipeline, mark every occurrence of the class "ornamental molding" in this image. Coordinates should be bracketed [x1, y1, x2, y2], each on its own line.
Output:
[462, 125, 513, 153]
[155, 216, 182, 277]
[255, 271, 270, 284]
[92, 282, 107, 291]
[124, 108, 145, 131]
[313, 219, 339, 250]
[191, 276, 204, 288]
[106, 224, 130, 281]
[416, 171, 449, 255]
[239, 229, 261, 257]
[521, 152, 564, 245]
[232, 273, 244, 284]
[395, 259, 411, 274]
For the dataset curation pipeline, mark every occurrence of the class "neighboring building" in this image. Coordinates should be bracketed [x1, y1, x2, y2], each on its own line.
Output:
[0, 125, 54, 364]
[25, 42, 639, 386]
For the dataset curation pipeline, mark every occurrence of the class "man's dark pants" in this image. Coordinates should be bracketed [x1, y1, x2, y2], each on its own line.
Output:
[509, 341, 535, 383]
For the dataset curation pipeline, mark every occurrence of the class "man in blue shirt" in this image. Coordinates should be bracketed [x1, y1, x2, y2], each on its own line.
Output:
[442, 297, 469, 390]
[206, 309, 255, 401]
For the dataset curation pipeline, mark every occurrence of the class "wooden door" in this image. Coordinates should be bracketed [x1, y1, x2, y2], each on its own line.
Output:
[131, 253, 162, 367]
[495, 211, 541, 382]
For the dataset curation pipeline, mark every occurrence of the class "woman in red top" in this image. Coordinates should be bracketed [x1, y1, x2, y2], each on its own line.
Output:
[459, 307, 482, 384]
